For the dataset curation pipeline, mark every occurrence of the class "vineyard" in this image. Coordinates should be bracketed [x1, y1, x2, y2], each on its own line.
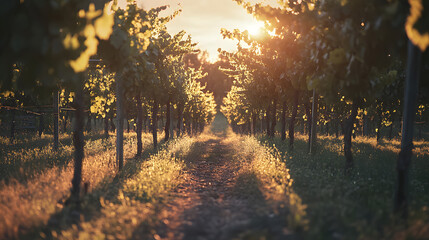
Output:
[0, 0, 429, 239]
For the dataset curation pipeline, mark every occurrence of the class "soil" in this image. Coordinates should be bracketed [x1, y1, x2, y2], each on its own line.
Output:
[152, 129, 295, 240]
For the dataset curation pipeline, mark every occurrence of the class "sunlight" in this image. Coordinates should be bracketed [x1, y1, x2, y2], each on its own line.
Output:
[246, 21, 265, 36]
[268, 29, 276, 37]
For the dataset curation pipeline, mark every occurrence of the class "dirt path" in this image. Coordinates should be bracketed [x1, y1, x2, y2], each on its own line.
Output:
[153, 127, 292, 240]
[155, 136, 239, 240]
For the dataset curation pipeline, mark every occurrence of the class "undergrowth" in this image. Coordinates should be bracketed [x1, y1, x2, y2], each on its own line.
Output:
[259, 133, 429, 240]
[0, 132, 152, 239]
[41, 135, 194, 240]
[1, 131, 114, 183]
[227, 130, 309, 234]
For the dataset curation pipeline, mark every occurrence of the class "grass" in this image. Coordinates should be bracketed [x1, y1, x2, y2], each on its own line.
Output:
[229, 133, 308, 232]
[0, 131, 156, 239]
[1, 114, 427, 239]
[0, 131, 113, 183]
[259, 133, 429, 239]
[47, 136, 195, 240]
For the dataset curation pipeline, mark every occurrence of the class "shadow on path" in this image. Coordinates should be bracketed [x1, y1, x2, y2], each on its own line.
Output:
[151, 113, 295, 240]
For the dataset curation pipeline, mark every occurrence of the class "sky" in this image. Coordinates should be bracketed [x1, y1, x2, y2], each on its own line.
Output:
[119, 0, 277, 62]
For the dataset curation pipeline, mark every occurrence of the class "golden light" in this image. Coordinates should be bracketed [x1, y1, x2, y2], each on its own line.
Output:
[268, 29, 276, 37]
[246, 21, 265, 36]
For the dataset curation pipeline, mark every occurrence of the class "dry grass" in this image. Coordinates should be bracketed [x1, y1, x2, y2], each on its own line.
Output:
[0, 132, 152, 239]
[227, 129, 308, 231]
[53, 135, 195, 240]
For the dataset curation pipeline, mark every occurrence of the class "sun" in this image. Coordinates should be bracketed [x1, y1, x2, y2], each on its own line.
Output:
[246, 21, 265, 36]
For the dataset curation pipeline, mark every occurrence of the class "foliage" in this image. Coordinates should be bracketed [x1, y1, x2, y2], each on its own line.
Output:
[86, 67, 115, 118]
[406, 0, 429, 51]
[0, 0, 113, 90]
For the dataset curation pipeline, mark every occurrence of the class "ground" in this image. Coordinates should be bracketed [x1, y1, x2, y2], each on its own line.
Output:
[154, 116, 294, 240]
[1, 114, 428, 240]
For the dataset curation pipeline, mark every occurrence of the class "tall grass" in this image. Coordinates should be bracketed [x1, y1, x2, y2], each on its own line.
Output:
[227, 130, 308, 232]
[260, 133, 429, 239]
[51, 135, 195, 240]
[0, 131, 115, 183]
[0, 132, 151, 239]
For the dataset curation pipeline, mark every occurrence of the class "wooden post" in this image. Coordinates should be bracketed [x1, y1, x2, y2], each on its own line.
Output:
[164, 98, 171, 141]
[309, 89, 318, 154]
[39, 113, 44, 137]
[152, 98, 159, 148]
[136, 92, 143, 157]
[53, 91, 59, 151]
[115, 74, 124, 170]
[10, 109, 16, 142]
[266, 104, 271, 137]
[63, 111, 68, 133]
[104, 116, 109, 138]
[281, 100, 287, 141]
[344, 102, 359, 172]
[170, 102, 174, 138]
[177, 103, 183, 137]
[289, 91, 300, 149]
[249, 113, 255, 136]
[394, 41, 422, 217]
[69, 75, 85, 205]
[270, 98, 277, 137]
